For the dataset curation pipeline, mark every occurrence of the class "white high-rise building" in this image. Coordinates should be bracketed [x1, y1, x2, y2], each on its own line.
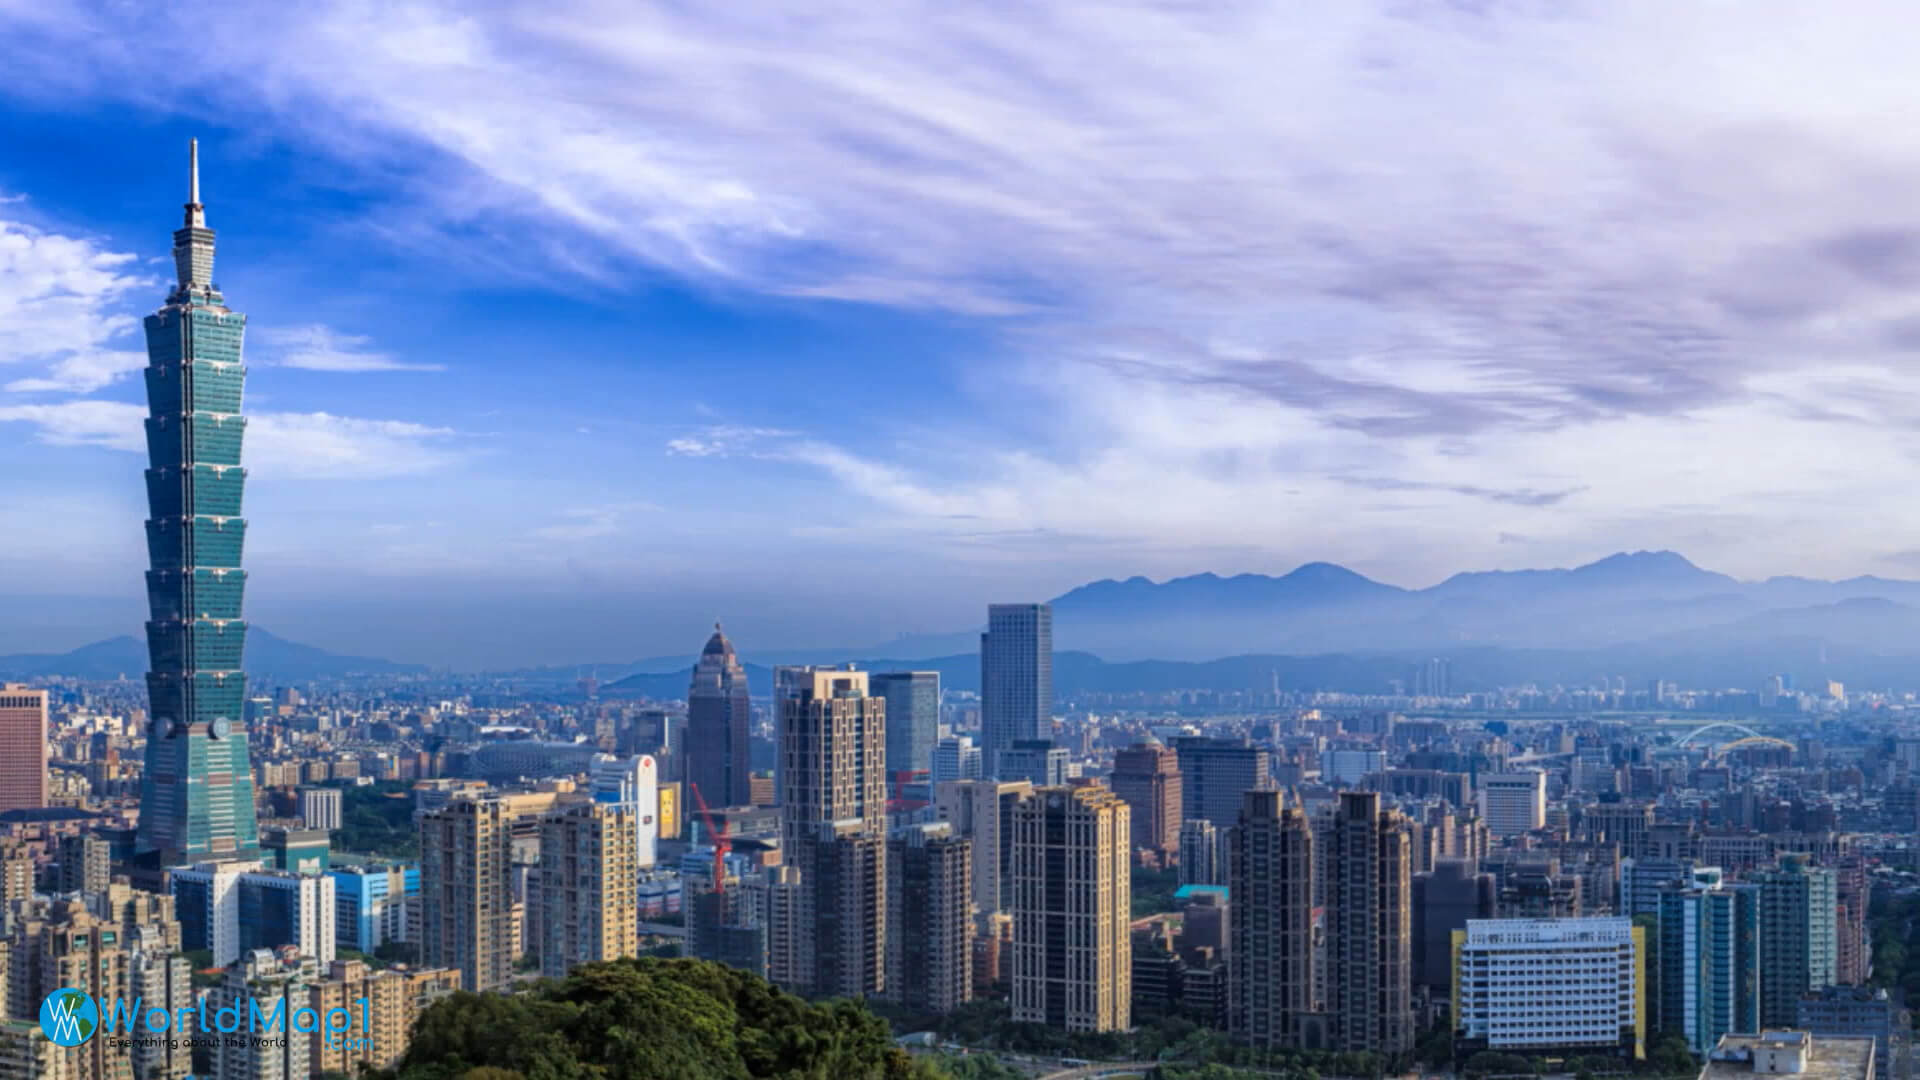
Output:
[171, 860, 336, 966]
[1453, 917, 1646, 1058]
[300, 787, 344, 832]
[591, 753, 659, 868]
[1479, 772, 1547, 837]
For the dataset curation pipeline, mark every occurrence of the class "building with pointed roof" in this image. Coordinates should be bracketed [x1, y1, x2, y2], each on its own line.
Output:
[688, 623, 753, 808]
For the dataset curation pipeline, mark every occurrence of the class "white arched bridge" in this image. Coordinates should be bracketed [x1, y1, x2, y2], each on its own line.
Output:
[1675, 722, 1795, 756]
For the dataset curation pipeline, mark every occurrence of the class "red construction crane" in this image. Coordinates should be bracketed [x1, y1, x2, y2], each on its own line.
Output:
[688, 781, 731, 889]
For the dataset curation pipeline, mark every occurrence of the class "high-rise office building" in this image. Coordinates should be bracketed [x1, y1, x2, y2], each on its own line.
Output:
[934, 777, 1033, 927]
[1174, 736, 1272, 827]
[778, 667, 888, 998]
[1659, 870, 1762, 1055]
[136, 143, 261, 869]
[981, 603, 1052, 773]
[1479, 772, 1548, 837]
[886, 821, 973, 1015]
[932, 736, 983, 785]
[1228, 789, 1314, 1049]
[996, 739, 1068, 787]
[539, 800, 640, 978]
[1753, 853, 1840, 1027]
[419, 796, 517, 992]
[300, 786, 343, 832]
[590, 752, 660, 868]
[1011, 785, 1130, 1033]
[1180, 819, 1227, 886]
[873, 671, 940, 782]
[1324, 791, 1414, 1054]
[0, 684, 48, 814]
[170, 859, 336, 966]
[1453, 917, 1646, 1058]
[329, 862, 418, 953]
[1111, 743, 1183, 859]
[1620, 857, 1707, 920]
[687, 624, 753, 809]
[1412, 857, 1496, 991]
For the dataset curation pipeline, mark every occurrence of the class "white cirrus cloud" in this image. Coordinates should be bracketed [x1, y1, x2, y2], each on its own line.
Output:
[664, 424, 795, 458]
[255, 324, 443, 373]
[0, 400, 463, 478]
[0, 218, 151, 393]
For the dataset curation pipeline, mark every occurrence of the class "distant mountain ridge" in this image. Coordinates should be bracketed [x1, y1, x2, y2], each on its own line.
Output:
[0, 628, 426, 681]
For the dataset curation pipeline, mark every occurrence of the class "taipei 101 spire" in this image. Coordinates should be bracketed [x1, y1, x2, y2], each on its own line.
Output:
[135, 140, 261, 867]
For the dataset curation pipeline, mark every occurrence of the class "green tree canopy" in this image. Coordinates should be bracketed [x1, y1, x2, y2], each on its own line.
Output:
[373, 956, 944, 1080]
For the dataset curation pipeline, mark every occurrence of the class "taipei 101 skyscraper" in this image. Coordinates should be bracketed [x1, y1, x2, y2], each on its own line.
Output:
[134, 141, 261, 867]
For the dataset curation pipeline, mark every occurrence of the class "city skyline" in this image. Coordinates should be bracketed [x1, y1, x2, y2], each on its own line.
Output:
[11, 6, 1920, 666]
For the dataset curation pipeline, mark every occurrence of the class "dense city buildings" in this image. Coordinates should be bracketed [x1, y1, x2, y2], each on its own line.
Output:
[1010, 784, 1131, 1033]
[1323, 791, 1413, 1055]
[1110, 742, 1182, 860]
[136, 144, 262, 869]
[0, 684, 48, 814]
[687, 624, 753, 809]
[873, 670, 940, 783]
[980, 603, 1052, 773]
[309, 958, 460, 1075]
[886, 821, 973, 1015]
[777, 667, 888, 998]
[1228, 789, 1314, 1049]
[211, 948, 313, 1080]
[1453, 917, 1646, 1059]
[1700, 1031, 1875, 1080]
[1411, 856, 1496, 991]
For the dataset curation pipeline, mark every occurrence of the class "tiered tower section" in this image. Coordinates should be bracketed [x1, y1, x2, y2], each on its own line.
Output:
[135, 140, 260, 865]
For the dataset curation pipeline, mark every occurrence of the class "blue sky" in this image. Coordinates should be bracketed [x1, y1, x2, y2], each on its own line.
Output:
[8, 2, 1920, 667]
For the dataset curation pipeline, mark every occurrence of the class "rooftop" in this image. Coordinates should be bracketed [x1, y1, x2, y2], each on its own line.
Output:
[1702, 1031, 1875, 1080]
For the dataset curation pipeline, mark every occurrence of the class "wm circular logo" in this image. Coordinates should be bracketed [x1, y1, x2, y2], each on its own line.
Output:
[40, 988, 98, 1047]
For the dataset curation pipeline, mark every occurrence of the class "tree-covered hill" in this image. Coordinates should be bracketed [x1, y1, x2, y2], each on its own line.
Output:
[371, 956, 946, 1080]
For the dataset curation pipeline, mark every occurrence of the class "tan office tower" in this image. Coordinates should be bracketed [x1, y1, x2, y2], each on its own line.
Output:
[1110, 742, 1182, 860]
[778, 668, 887, 998]
[887, 822, 974, 1015]
[1229, 789, 1315, 1049]
[419, 796, 516, 992]
[1324, 791, 1414, 1054]
[1011, 785, 1131, 1033]
[0, 684, 48, 813]
[934, 777, 1033, 929]
[539, 800, 640, 978]
[309, 958, 461, 1074]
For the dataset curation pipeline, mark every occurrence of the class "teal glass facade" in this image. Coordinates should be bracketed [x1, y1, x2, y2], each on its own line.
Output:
[135, 147, 261, 866]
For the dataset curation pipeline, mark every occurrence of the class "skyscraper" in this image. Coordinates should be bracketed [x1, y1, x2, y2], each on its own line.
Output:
[1228, 789, 1314, 1049]
[777, 667, 888, 998]
[981, 603, 1052, 773]
[419, 796, 517, 992]
[1753, 853, 1839, 1027]
[1111, 742, 1182, 859]
[1174, 736, 1272, 827]
[872, 670, 940, 782]
[1659, 870, 1761, 1055]
[0, 684, 48, 814]
[136, 141, 260, 867]
[1010, 785, 1131, 1033]
[687, 624, 752, 809]
[1324, 791, 1414, 1055]
[886, 821, 974, 1015]
[1479, 772, 1548, 837]
[539, 800, 640, 978]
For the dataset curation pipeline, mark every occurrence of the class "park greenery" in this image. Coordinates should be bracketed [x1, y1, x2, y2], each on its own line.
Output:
[370, 956, 947, 1080]
[332, 780, 419, 858]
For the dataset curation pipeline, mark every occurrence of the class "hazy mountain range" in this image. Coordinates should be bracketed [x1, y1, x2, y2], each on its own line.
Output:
[14, 551, 1920, 692]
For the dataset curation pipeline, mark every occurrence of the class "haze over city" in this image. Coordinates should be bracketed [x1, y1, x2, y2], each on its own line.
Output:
[9, 4, 1920, 664]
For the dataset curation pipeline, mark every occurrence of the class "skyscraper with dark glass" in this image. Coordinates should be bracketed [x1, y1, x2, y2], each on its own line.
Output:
[687, 624, 752, 809]
[980, 602, 1052, 775]
[135, 141, 261, 867]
